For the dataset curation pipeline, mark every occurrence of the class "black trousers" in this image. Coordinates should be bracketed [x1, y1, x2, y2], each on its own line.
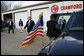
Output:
[8, 27, 14, 33]
[27, 28, 31, 33]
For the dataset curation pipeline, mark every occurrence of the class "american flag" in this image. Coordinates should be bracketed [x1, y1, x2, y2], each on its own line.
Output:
[19, 13, 44, 48]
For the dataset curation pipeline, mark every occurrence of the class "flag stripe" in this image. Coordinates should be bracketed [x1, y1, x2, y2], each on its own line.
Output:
[27, 28, 43, 36]
[21, 34, 44, 46]
[25, 31, 43, 40]
[19, 35, 43, 48]
[23, 34, 44, 45]
[27, 27, 43, 36]
[25, 27, 43, 40]
[23, 33, 44, 43]
[24, 31, 44, 41]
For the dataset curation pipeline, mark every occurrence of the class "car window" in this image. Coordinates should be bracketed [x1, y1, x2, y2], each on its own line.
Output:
[69, 12, 83, 31]
[58, 15, 71, 24]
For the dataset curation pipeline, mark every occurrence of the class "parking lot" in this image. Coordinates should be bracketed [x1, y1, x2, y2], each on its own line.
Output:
[1, 28, 49, 55]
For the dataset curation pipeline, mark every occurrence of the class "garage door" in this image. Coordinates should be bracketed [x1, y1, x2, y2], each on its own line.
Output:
[31, 8, 51, 31]
[15, 11, 28, 28]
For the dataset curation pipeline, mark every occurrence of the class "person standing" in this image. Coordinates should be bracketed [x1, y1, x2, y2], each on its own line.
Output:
[62, 19, 66, 30]
[24, 16, 35, 33]
[8, 19, 14, 34]
[19, 19, 23, 32]
[47, 15, 61, 42]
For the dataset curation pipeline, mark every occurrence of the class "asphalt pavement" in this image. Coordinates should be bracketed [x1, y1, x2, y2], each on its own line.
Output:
[1, 28, 49, 55]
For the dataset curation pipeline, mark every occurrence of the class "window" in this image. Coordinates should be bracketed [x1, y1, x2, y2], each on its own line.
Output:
[58, 15, 71, 24]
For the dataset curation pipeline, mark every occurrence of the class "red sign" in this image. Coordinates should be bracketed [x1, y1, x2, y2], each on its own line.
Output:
[51, 4, 82, 13]
[61, 4, 82, 10]
[51, 5, 59, 13]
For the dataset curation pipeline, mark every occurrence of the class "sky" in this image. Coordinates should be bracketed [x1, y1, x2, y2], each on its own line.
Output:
[4, 1, 49, 9]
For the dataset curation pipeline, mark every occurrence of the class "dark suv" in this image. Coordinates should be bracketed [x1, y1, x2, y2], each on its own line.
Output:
[38, 10, 83, 55]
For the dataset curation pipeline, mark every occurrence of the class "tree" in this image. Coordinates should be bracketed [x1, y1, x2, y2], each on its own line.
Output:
[1, 1, 12, 12]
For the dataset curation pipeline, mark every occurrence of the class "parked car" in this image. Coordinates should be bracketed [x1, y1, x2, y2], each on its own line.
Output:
[1, 20, 5, 28]
[38, 10, 83, 55]
[1, 19, 9, 32]
[1, 19, 6, 31]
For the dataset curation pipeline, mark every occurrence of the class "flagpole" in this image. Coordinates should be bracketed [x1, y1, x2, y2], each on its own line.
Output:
[41, 12, 44, 49]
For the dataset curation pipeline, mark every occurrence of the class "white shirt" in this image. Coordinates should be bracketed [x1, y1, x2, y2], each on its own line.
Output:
[10, 21, 11, 25]
[28, 20, 31, 26]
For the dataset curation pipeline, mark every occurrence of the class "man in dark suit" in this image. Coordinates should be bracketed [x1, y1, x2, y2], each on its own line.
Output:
[19, 19, 23, 32]
[24, 16, 35, 33]
[47, 14, 61, 42]
[8, 19, 14, 34]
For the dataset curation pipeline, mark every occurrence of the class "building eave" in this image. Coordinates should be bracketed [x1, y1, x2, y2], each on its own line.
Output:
[2, 1, 62, 13]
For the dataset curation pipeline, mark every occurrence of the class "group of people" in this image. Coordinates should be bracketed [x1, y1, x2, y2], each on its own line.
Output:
[7, 16, 35, 34]
[7, 15, 66, 42]
[18, 16, 35, 33]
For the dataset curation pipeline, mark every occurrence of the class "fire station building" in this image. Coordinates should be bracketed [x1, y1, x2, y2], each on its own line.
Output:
[1, 1, 83, 31]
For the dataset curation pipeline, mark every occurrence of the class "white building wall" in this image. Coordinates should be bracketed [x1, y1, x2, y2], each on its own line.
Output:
[1, 1, 83, 31]
[15, 12, 28, 29]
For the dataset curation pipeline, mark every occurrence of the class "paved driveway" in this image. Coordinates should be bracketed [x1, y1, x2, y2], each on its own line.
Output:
[1, 28, 49, 55]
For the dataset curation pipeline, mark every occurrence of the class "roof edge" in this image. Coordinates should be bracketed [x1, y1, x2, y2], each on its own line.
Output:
[2, 1, 62, 13]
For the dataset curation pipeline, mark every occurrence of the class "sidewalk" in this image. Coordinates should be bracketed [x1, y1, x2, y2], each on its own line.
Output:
[1, 28, 49, 55]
